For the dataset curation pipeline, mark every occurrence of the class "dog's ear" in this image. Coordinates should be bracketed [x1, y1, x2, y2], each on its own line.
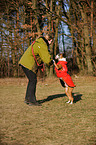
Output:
[55, 54, 59, 59]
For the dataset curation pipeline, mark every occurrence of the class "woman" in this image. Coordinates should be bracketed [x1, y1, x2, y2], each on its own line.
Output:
[19, 34, 53, 106]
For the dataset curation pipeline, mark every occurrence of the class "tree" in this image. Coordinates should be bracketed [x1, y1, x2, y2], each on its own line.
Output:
[58, 0, 96, 74]
[0, 0, 96, 77]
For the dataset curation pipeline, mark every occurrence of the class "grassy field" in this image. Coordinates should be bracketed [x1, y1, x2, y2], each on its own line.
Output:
[0, 75, 96, 145]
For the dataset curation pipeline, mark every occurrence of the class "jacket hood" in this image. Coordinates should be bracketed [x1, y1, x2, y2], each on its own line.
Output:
[40, 37, 49, 47]
[40, 37, 50, 52]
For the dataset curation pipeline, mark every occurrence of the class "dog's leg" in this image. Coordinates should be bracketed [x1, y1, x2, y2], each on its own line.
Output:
[68, 87, 74, 104]
[65, 86, 71, 103]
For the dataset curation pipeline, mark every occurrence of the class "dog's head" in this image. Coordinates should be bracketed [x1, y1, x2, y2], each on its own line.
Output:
[55, 54, 66, 62]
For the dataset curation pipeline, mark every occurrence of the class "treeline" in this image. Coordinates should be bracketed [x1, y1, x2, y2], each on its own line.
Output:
[0, 0, 96, 77]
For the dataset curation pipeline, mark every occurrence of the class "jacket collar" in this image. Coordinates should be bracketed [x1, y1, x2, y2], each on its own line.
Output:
[59, 58, 66, 61]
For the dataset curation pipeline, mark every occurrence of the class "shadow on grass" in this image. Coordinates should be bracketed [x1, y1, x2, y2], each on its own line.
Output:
[73, 93, 82, 103]
[38, 92, 82, 104]
[38, 93, 66, 103]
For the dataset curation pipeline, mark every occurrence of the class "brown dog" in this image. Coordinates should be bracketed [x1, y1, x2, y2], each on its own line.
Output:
[54, 54, 75, 104]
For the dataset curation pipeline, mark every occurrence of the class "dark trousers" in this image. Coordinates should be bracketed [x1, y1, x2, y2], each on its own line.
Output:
[21, 66, 37, 103]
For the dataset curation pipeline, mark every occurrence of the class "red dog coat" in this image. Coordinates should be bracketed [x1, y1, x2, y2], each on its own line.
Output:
[55, 60, 75, 87]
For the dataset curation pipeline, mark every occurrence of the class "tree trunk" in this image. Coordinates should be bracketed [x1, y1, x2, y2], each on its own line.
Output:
[0, 28, 3, 77]
[81, 7, 93, 74]
[54, 2, 60, 55]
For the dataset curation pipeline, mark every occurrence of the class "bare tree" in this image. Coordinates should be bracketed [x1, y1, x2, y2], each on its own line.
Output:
[0, 0, 95, 77]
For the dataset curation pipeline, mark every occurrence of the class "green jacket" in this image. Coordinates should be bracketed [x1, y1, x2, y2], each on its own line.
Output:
[19, 37, 52, 73]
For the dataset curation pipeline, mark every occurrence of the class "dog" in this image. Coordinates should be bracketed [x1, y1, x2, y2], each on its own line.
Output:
[53, 53, 75, 104]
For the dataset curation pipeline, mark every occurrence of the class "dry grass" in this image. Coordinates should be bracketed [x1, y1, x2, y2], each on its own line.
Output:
[0, 75, 96, 145]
